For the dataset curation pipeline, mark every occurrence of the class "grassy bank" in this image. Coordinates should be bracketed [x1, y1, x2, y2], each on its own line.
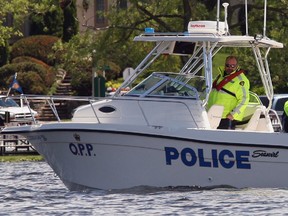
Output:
[0, 155, 44, 162]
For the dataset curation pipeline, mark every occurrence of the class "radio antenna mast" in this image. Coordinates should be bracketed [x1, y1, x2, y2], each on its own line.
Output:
[216, 0, 220, 33]
[245, 0, 248, 35]
[263, 0, 267, 37]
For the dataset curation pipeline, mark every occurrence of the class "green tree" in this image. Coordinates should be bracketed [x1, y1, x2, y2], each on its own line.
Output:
[0, 0, 57, 46]
[0, 0, 28, 46]
[29, 0, 78, 41]
[0, 0, 62, 67]
[232, 0, 288, 94]
[54, 0, 213, 95]
[29, 0, 64, 38]
[62, 0, 79, 42]
[54, 0, 288, 95]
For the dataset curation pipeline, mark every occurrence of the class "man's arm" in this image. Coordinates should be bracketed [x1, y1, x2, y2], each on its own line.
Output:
[229, 76, 250, 120]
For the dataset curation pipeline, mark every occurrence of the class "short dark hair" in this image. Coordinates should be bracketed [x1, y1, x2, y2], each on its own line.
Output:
[225, 56, 238, 64]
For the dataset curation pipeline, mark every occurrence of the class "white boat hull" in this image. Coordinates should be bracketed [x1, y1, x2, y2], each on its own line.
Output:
[5, 123, 288, 190]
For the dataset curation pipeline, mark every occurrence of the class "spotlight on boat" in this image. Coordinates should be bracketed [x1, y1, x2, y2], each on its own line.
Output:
[145, 27, 155, 34]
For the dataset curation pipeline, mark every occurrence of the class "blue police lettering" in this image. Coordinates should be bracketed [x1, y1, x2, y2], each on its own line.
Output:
[69, 143, 95, 156]
[165, 147, 250, 169]
[236, 150, 251, 169]
[198, 149, 211, 167]
[166, 147, 179, 164]
[181, 148, 197, 166]
[69, 143, 78, 155]
[219, 150, 234, 168]
[211, 149, 219, 167]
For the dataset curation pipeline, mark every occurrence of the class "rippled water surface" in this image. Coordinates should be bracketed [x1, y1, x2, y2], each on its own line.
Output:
[1, 161, 288, 215]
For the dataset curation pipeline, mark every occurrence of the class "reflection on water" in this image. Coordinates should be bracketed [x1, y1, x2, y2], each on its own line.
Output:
[0, 161, 287, 215]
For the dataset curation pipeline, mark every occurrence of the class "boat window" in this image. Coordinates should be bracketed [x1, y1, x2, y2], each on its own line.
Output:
[125, 72, 205, 99]
[149, 79, 199, 98]
[184, 75, 206, 99]
[126, 75, 162, 95]
[249, 92, 261, 104]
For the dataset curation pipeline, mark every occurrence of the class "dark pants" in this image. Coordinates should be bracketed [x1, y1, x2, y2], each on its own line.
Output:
[217, 118, 237, 130]
[282, 113, 288, 133]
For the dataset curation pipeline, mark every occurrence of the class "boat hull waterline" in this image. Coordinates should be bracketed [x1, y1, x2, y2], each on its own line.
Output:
[4, 123, 288, 190]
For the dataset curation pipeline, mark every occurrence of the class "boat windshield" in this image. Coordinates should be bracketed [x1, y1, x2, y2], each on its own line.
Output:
[125, 72, 205, 99]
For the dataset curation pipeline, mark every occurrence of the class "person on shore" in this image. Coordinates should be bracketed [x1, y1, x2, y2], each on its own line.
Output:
[207, 55, 250, 129]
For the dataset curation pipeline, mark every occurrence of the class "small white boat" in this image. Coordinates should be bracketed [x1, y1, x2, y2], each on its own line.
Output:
[2, 1, 288, 190]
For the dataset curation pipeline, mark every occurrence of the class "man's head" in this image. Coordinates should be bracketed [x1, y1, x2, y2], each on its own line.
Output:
[225, 56, 238, 74]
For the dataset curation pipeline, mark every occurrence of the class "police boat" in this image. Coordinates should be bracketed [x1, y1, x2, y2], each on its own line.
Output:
[1, 1, 288, 190]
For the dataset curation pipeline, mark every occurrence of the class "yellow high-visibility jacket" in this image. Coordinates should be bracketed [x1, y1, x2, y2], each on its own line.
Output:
[284, 101, 288, 116]
[207, 66, 250, 121]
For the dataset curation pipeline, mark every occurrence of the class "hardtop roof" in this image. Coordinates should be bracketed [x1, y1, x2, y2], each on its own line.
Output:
[134, 33, 283, 49]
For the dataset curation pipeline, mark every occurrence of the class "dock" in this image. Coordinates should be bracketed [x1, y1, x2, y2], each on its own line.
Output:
[0, 134, 38, 155]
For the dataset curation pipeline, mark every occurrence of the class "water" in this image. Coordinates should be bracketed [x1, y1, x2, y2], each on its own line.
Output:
[1, 161, 288, 216]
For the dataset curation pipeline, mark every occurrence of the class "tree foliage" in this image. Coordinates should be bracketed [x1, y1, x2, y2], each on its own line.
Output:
[0, 0, 76, 94]
[53, 0, 288, 95]
[0, 0, 29, 46]
[230, 0, 288, 94]
[0, 0, 57, 46]
[62, 0, 79, 42]
[0, 0, 78, 46]
[2, 0, 288, 95]
[54, 0, 213, 95]
[1, 34, 58, 94]
[29, 1, 64, 38]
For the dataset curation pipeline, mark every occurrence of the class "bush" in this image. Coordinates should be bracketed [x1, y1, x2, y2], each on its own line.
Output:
[19, 72, 48, 94]
[70, 67, 92, 96]
[10, 35, 60, 65]
[12, 56, 51, 70]
[0, 62, 56, 94]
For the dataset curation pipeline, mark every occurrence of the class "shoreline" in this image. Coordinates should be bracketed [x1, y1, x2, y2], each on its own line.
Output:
[0, 155, 44, 162]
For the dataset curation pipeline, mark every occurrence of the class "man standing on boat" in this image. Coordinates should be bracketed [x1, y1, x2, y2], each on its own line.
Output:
[207, 56, 250, 129]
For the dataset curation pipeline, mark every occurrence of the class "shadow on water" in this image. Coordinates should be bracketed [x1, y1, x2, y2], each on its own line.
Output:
[80, 185, 238, 195]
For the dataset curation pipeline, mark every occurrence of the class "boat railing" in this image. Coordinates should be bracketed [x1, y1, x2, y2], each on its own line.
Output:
[6, 93, 280, 131]
[267, 109, 282, 132]
[10, 94, 99, 124]
[8, 94, 202, 128]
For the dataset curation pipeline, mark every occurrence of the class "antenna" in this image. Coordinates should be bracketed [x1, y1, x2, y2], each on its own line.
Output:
[216, 0, 220, 32]
[222, 3, 229, 35]
[245, 0, 248, 35]
[263, 0, 267, 37]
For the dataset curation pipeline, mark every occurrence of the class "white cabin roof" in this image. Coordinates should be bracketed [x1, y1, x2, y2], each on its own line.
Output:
[134, 34, 283, 49]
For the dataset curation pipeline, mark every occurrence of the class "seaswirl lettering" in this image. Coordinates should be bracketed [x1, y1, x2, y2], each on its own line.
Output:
[165, 147, 251, 169]
[252, 150, 279, 158]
